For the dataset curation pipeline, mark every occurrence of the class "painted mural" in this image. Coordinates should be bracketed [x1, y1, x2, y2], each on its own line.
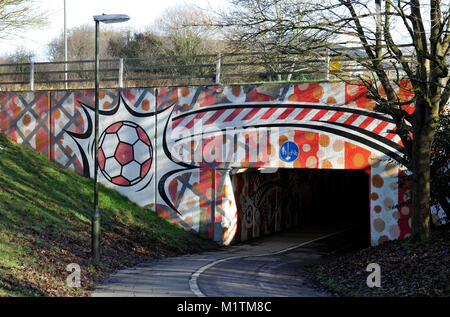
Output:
[0, 82, 423, 246]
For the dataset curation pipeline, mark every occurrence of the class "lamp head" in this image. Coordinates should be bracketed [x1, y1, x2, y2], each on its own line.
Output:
[93, 14, 130, 24]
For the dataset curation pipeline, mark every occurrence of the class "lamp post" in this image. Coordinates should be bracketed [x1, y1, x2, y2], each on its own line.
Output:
[92, 13, 130, 265]
[64, 0, 67, 90]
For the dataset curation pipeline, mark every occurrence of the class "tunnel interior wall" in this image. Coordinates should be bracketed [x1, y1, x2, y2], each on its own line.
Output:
[231, 169, 299, 242]
[0, 83, 420, 247]
[231, 168, 371, 244]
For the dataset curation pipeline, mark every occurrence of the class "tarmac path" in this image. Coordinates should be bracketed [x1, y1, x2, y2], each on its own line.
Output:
[92, 227, 351, 297]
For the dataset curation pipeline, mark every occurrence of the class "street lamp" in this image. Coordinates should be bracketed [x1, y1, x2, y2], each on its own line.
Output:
[64, 0, 67, 90]
[92, 13, 130, 265]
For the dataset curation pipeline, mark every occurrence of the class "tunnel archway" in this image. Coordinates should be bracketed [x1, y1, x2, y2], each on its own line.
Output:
[230, 168, 370, 247]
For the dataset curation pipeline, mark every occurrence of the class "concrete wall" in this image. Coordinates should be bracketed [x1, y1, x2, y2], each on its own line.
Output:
[0, 83, 417, 246]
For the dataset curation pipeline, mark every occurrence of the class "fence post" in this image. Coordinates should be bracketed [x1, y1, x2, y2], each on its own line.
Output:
[215, 53, 221, 85]
[325, 48, 330, 81]
[118, 58, 124, 88]
[30, 62, 35, 91]
[64, 61, 68, 90]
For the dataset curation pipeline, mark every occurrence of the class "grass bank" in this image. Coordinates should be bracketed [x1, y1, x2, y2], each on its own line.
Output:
[0, 133, 218, 297]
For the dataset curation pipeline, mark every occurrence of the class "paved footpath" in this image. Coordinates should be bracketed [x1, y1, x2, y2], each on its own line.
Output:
[91, 228, 341, 297]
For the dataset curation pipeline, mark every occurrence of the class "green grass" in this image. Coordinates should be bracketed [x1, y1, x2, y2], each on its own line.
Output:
[0, 133, 217, 296]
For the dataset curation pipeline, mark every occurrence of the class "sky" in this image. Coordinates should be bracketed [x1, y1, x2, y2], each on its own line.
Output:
[0, 0, 224, 61]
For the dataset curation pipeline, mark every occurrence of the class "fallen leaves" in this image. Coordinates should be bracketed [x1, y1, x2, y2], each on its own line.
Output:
[304, 224, 450, 297]
[0, 218, 217, 297]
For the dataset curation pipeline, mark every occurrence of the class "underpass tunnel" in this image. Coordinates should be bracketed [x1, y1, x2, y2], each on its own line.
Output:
[230, 168, 370, 248]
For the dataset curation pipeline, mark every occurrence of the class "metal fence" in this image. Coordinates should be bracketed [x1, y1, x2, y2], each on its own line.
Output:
[0, 49, 401, 91]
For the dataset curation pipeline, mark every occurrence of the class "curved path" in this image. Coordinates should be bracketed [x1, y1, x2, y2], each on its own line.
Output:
[92, 227, 346, 297]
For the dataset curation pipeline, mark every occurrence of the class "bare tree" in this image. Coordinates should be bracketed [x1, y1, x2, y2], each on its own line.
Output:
[48, 24, 123, 61]
[0, 47, 35, 85]
[46, 24, 125, 84]
[216, 0, 331, 81]
[107, 30, 165, 58]
[151, 4, 224, 83]
[0, 0, 47, 39]
[218, 0, 450, 240]
[154, 4, 223, 57]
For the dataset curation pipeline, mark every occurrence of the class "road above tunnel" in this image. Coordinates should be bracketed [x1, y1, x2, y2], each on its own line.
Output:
[92, 226, 360, 297]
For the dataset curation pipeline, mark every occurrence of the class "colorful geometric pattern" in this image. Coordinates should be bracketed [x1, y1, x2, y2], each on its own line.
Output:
[0, 83, 417, 247]
[1, 92, 51, 157]
[50, 90, 97, 174]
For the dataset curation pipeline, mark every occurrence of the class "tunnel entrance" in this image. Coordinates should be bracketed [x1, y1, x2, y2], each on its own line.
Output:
[231, 168, 370, 248]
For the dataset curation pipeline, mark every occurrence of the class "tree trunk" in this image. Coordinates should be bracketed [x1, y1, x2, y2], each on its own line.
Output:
[410, 124, 435, 240]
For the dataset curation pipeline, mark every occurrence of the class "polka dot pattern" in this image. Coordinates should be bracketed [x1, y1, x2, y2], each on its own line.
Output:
[369, 152, 407, 245]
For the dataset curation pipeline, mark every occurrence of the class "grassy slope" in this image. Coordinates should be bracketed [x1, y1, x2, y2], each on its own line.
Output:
[0, 133, 218, 297]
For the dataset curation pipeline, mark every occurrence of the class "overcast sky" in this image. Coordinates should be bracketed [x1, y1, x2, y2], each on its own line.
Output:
[0, 0, 224, 60]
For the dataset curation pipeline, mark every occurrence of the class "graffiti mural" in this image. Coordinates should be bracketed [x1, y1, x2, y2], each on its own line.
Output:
[0, 82, 427, 246]
[0, 92, 51, 157]
[232, 170, 299, 242]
